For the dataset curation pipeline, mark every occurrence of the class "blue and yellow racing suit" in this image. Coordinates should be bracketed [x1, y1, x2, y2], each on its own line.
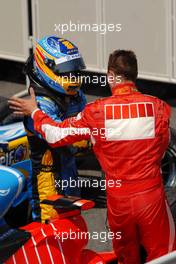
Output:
[24, 90, 86, 222]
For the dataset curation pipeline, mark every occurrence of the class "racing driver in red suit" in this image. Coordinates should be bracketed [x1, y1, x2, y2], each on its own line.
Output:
[9, 50, 176, 264]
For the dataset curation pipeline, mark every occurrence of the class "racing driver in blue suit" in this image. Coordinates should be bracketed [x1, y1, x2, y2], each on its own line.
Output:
[24, 36, 87, 222]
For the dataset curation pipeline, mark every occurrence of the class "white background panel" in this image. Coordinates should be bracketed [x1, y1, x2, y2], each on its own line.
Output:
[103, 0, 172, 80]
[173, 0, 176, 80]
[0, 0, 29, 62]
[32, 0, 103, 71]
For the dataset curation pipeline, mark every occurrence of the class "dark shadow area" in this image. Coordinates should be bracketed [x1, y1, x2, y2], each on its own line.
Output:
[80, 71, 176, 100]
[0, 60, 25, 84]
[0, 60, 176, 100]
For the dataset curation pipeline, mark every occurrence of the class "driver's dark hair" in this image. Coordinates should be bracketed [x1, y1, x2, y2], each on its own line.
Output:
[108, 50, 138, 82]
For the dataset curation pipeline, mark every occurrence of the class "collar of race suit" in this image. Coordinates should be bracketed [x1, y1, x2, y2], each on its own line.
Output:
[112, 82, 139, 95]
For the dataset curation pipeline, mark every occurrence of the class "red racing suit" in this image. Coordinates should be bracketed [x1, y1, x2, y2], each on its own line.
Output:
[31, 82, 175, 264]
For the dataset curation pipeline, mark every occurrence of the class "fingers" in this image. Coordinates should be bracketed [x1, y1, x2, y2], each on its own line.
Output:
[8, 99, 26, 115]
[9, 97, 24, 103]
[8, 100, 23, 108]
[9, 105, 23, 111]
[8, 93, 37, 116]
[13, 111, 24, 116]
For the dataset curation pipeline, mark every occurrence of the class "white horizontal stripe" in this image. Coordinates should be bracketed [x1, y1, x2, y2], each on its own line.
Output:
[0, 122, 24, 130]
[105, 102, 154, 107]
[55, 56, 68, 64]
[55, 54, 81, 65]
[41, 124, 90, 144]
[105, 117, 155, 140]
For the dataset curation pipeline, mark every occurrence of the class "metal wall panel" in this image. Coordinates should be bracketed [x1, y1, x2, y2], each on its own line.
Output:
[32, 0, 103, 71]
[173, 0, 176, 81]
[102, 0, 172, 82]
[32, 0, 175, 83]
[0, 0, 29, 62]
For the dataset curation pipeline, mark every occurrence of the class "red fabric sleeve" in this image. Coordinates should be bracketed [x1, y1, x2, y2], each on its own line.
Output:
[32, 108, 91, 148]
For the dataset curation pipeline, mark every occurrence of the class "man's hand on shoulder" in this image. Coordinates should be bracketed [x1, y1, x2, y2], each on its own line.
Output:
[8, 87, 38, 116]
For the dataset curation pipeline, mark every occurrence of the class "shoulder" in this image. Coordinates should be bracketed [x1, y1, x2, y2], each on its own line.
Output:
[36, 96, 59, 113]
[84, 97, 108, 114]
[86, 96, 111, 108]
[140, 93, 163, 103]
[140, 94, 171, 117]
[36, 96, 56, 107]
[142, 94, 170, 106]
